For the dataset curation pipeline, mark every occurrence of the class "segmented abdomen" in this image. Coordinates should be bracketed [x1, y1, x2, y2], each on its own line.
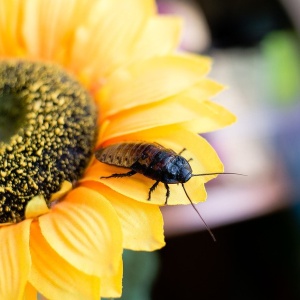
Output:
[95, 142, 168, 168]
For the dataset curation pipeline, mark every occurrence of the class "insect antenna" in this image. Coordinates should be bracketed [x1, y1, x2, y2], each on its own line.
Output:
[181, 183, 216, 242]
[192, 172, 246, 177]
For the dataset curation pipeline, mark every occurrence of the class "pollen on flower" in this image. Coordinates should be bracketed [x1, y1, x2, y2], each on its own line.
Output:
[0, 61, 97, 223]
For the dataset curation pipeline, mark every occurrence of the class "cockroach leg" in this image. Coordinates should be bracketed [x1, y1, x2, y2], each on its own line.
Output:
[164, 183, 170, 205]
[148, 180, 160, 201]
[101, 170, 137, 179]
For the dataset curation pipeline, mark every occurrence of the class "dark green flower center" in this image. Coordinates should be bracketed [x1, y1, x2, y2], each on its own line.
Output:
[0, 60, 97, 223]
[0, 93, 27, 142]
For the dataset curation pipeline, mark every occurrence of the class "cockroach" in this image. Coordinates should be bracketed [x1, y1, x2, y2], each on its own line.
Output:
[95, 142, 243, 241]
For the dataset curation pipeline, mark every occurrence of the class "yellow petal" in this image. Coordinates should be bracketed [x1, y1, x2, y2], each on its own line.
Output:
[100, 101, 201, 142]
[97, 55, 212, 118]
[49, 180, 73, 202]
[29, 221, 101, 300]
[101, 260, 123, 298]
[25, 194, 50, 219]
[181, 78, 225, 100]
[23, 283, 38, 300]
[0, 220, 31, 300]
[38, 187, 122, 277]
[0, 0, 23, 56]
[101, 95, 236, 141]
[69, 0, 155, 77]
[82, 182, 165, 251]
[184, 101, 236, 133]
[178, 98, 237, 133]
[130, 16, 182, 61]
[22, 0, 97, 61]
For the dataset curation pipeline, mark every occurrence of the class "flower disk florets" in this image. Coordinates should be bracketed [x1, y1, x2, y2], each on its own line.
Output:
[0, 61, 97, 223]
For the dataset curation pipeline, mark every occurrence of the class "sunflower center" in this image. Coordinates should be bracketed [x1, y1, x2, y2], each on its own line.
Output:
[0, 60, 97, 223]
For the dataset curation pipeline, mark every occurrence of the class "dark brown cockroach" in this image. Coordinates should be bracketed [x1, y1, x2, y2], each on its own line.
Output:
[95, 142, 242, 241]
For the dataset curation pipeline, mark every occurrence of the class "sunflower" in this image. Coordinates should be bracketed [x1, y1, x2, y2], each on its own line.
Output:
[0, 0, 235, 299]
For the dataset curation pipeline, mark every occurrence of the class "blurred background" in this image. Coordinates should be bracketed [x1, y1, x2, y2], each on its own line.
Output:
[118, 0, 300, 299]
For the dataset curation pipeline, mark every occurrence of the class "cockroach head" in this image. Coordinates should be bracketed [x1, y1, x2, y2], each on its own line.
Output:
[165, 156, 192, 183]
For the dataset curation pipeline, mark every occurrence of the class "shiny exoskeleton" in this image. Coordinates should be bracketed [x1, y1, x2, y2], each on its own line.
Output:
[95, 141, 242, 241]
[96, 142, 196, 204]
